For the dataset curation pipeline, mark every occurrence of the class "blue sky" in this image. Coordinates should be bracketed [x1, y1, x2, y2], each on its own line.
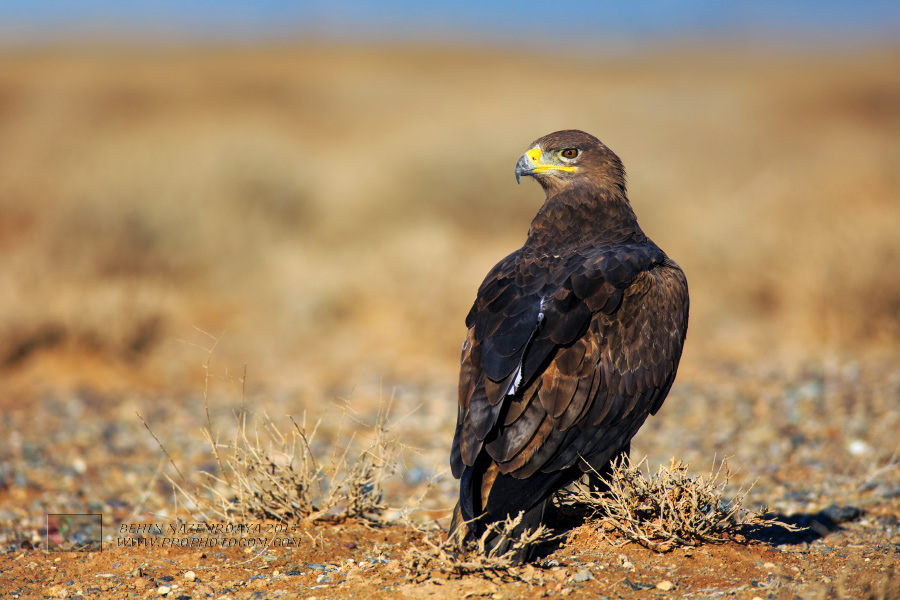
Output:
[2, 1, 899, 45]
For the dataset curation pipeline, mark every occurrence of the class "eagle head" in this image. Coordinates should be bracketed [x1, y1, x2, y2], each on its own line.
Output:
[515, 129, 625, 194]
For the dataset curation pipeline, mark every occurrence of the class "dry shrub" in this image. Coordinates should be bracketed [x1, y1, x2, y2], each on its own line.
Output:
[188, 403, 401, 523]
[556, 457, 794, 552]
[143, 338, 404, 524]
[403, 513, 557, 581]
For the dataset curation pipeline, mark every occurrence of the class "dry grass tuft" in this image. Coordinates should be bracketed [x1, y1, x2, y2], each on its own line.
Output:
[186, 402, 401, 523]
[143, 337, 404, 524]
[556, 457, 796, 552]
[403, 514, 557, 581]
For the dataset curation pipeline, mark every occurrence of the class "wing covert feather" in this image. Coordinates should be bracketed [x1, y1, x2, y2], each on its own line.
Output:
[452, 244, 688, 506]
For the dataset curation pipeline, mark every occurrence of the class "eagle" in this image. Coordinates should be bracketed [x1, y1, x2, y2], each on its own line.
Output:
[449, 130, 689, 560]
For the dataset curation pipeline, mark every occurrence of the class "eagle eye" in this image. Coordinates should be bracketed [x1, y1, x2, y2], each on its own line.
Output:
[561, 148, 579, 160]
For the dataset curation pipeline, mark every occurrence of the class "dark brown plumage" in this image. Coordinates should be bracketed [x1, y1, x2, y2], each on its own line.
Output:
[449, 130, 689, 560]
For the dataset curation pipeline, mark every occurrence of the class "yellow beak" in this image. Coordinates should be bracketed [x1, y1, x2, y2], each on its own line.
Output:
[515, 147, 575, 184]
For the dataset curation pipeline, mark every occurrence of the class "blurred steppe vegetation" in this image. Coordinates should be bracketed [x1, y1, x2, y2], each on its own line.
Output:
[0, 42, 898, 393]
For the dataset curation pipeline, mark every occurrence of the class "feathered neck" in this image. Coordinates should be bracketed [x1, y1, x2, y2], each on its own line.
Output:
[526, 183, 643, 254]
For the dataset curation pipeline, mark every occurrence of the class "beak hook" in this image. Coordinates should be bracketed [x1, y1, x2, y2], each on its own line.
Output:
[514, 153, 535, 184]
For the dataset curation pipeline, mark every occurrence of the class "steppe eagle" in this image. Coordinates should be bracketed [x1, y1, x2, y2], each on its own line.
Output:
[449, 130, 689, 560]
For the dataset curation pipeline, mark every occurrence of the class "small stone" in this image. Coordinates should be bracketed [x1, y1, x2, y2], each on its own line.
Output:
[820, 504, 862, 524]
[572, 570, 594, 583]
[848, 440, 870, 456]
[623, 579, 655, 591]
[560, 588, 573, 596]
[382, 509, 402, 521]
[762, 562, 776, 569]
[157, 585, 171, 595]
[656, 580, 675, 591]
[183, 571, 196, 582]
[386, 560, 402, 572]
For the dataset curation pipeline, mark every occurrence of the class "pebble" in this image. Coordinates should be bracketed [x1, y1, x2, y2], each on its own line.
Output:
[572, 569, 594, 583]
[820, 504, 862, 524]
[656, 580, 675, 591]
[183, 571, 196, 582]
[847, 440, 870, 456]
[762, 562, 776, 569]
[157, 585, 171, 595]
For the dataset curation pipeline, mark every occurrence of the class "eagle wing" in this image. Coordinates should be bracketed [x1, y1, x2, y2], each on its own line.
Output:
[450, 241, 688, 524]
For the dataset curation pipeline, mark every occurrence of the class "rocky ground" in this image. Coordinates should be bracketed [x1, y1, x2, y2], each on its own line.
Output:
[2, 355, 898, 599]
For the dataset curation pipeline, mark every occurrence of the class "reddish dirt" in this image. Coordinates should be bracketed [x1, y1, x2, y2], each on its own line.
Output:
[3, 516, 899, 599]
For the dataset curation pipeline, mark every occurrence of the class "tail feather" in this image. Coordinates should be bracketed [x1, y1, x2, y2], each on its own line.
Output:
[483, 498, 547, 564]
[448, 499, 547, 565]
[450, 445, 633, 564]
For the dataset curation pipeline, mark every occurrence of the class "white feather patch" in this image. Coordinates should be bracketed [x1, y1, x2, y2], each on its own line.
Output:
[507, 365, 524, 397]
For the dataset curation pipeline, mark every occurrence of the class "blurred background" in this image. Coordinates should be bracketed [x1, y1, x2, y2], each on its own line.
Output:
[1, 2, 898, 396]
